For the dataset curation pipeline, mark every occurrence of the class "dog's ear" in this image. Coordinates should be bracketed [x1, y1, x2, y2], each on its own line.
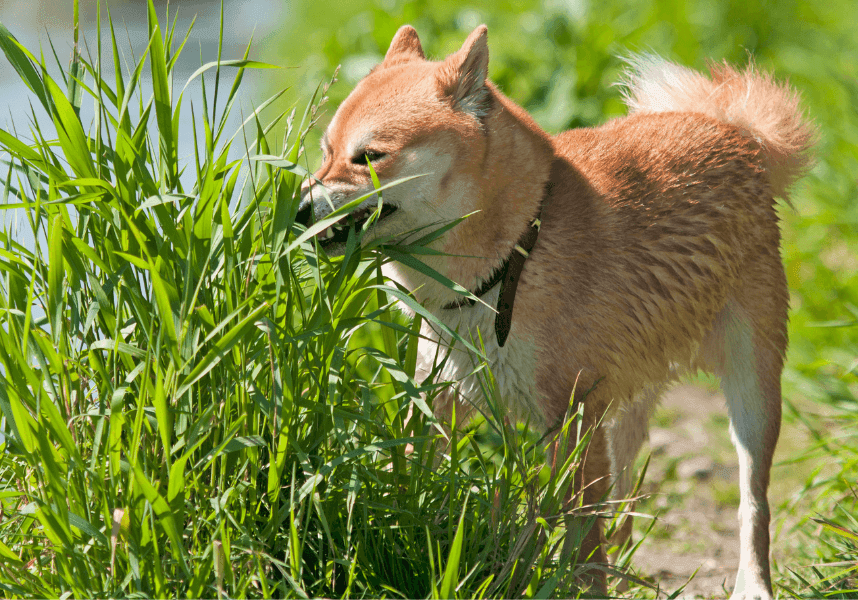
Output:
[382, 25, 425, 67]
[438, 25, 491, 119]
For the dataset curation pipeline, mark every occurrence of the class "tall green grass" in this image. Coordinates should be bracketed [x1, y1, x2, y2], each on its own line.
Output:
[778, 341, 858, 599]
[0, 2, 614, 597]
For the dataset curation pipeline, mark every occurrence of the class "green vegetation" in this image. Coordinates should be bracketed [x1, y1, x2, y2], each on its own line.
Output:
[0, 1, 613, 597]
[1, 0, 856, 597]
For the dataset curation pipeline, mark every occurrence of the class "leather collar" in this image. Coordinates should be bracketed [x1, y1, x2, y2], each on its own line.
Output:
[442, 186, 547, 347]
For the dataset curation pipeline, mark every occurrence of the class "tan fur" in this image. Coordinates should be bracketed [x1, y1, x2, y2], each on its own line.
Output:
[300, 25, 815, 599]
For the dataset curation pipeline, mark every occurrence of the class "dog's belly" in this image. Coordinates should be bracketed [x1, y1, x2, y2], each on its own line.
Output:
[416, 286, 542, 424]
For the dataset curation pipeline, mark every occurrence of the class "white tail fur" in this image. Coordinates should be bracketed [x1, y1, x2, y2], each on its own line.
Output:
[619, 54, 815, 199]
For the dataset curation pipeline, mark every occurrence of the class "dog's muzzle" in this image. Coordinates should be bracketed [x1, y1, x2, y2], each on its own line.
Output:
[294, 183, 398, 250]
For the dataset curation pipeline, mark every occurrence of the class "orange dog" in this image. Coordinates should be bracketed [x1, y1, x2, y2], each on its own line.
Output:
[299, 25, 814, 599]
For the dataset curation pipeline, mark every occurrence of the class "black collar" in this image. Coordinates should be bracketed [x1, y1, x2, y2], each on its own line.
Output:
[442, 187, 547, 347]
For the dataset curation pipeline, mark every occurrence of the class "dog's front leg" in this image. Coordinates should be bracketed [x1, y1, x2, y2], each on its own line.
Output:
[549, 399, 611, 597]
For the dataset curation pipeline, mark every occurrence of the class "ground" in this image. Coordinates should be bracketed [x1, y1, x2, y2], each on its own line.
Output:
[622, 382, 813, 599]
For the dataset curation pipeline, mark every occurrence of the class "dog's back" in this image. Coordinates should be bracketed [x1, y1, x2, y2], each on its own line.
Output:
[620, 55, 814, 199]
[521, 58, 814, 411]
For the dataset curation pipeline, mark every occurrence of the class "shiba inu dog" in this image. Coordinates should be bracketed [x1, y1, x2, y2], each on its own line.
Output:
[298, 24, 814, 599]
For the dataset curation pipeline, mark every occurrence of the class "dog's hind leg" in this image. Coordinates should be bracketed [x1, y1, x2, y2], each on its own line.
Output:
[703, 288, 785, 600]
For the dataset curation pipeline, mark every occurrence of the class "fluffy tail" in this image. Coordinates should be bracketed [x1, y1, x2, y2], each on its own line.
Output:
[619, 54, 816, 199]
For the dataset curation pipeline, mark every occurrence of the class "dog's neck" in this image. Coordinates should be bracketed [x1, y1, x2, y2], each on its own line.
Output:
[386, 84, 556, 311]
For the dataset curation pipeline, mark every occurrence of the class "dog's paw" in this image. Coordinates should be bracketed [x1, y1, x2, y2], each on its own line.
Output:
[729, 568, 775, 600]
[729, 592, 773, 600]
[729, 581, 774, 600]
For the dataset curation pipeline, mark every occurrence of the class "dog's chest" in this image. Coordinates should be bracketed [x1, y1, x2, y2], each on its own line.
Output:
[417, 287, 542, 422]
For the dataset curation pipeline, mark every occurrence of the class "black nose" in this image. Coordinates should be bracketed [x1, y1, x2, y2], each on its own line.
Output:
[295, 200, 313, 228]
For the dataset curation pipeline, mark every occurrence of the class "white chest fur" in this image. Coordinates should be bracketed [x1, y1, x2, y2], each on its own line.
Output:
[415, 286, 542, 424]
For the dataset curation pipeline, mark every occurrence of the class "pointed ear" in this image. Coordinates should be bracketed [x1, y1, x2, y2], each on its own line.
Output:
[438, 25, 491, 119]
[382, 25, 425, 67]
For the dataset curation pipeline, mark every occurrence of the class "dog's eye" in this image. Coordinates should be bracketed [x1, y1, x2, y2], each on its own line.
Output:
[352, 150, 386, 165]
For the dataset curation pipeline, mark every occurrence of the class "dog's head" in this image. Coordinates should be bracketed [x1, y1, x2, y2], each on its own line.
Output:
[297, 25, 494, 254]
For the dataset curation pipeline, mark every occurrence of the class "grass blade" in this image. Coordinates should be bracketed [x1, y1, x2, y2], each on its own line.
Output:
[440, 492, 470, 599]
[0, 22, 51, 112]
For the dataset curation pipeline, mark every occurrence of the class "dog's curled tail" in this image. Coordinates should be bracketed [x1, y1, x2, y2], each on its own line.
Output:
[619, 54, 816, 200]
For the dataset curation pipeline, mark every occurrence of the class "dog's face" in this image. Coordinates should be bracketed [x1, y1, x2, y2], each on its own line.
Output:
[298, 25, 492, 254]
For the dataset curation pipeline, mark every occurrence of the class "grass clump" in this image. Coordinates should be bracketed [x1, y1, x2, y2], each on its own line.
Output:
[0, 2, 609, 597]
[777, 341, 858, 599]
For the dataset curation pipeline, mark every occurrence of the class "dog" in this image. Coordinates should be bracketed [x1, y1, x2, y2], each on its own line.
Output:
[298, 24, 814, 599]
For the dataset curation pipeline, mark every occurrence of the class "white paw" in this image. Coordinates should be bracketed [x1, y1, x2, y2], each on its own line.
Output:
[729, 582, 774, 600]
[729, 593, 773, 600]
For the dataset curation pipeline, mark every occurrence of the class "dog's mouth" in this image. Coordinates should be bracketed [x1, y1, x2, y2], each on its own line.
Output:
[318, 203, 398, 248]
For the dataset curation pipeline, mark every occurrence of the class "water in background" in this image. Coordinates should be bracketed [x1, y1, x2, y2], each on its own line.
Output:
[0, 0, 290, 249]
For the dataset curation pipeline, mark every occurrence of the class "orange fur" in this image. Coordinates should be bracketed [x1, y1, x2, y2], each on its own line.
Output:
[299, 25, 815, 599]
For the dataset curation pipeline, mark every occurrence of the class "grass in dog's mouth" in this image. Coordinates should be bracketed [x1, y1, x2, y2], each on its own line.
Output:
[319, 203, 398, 247]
